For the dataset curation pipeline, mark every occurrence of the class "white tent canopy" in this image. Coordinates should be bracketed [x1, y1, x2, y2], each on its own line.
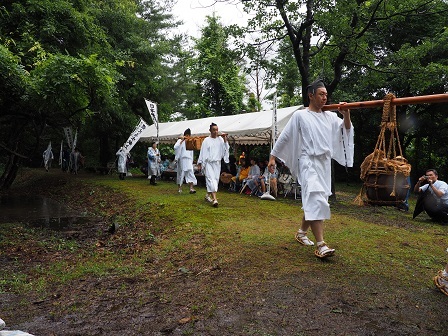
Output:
[139, 105, 302, 145]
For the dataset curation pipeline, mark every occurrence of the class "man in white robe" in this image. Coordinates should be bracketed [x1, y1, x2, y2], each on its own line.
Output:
[174, 128, 197, 194]
[197, 123, 229, 207]
[147, 142, 160, 185]
[268, 79, 354, 258]
[116, 147, 129, 180]
[42, 144, 54, 172]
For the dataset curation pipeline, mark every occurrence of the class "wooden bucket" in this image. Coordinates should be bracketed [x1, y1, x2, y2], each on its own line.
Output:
[364, 170, 410, 205]
[185, 137, 204, 150]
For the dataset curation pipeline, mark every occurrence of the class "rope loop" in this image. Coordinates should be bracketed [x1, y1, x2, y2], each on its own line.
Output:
[355, 93, 411, 206]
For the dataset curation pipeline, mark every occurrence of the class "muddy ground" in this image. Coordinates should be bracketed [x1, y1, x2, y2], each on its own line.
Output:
[1, 170, 447, 336]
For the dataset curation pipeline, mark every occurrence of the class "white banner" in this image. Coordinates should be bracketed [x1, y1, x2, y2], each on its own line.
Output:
[122, 118, 149, 153]
[72, 130, 78, 150]
[145, 99, 159, 140]
[59, 140, 63, 166]
[271, 93, 278, 150]
[63, 127, 73, 150]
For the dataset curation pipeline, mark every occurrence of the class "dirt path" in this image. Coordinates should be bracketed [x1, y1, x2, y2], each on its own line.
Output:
[1, 170, 447, 336]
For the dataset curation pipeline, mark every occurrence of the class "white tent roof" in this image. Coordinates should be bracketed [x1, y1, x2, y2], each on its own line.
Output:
[139, 105, 302, 145]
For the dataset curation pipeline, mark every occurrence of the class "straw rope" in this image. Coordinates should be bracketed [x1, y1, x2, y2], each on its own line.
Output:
[354, 93, 411, 206]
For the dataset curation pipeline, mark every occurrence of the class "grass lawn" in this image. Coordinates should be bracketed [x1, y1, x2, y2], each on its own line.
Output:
[1, 169, 447, 335]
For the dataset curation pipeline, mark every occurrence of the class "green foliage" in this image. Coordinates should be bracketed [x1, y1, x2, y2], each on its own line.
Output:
[241, 0, 448, 178]
[0, 44, 29, 116]
[267, 39, 302, 107]
[187, 16, 247, 118]
[0, 0, 190, 185]
[30, 53, 120, 119]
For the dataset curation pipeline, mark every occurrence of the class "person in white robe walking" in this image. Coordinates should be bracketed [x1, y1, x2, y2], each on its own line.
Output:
[147, 142, 160, 185]
[268, 79, 354, 258]
[116, 147, 129, 180]
[174, 128, 197, 194]
[197, 123, 229, 207]
[42, 145, 54, 172]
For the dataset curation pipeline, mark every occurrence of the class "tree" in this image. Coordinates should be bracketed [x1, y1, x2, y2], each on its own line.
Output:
[188, 15, 247, 118]
[243, 41, 271, 111]
[267, 38, 302, 108]
[0, 0, 123, 189]
[0, 0, 189, 188]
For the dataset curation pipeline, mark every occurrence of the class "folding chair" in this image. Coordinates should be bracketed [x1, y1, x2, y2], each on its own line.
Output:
[239, 179, 249, 194]
[283, 178, 301, 199]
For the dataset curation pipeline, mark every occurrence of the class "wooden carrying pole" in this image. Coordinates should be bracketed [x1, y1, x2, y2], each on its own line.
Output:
[322, 93, 448, 111]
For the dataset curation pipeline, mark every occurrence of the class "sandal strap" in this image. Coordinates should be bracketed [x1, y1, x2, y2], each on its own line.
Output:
[315, 242, 335, 258]
[295, 232, 314, 246]
[437, 270, 448, 281]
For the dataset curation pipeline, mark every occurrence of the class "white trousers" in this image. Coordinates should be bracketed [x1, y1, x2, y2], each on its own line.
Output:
[299, 154, 331, 220]
[204, 161, 221, 193]
[176, 159, 197, 186]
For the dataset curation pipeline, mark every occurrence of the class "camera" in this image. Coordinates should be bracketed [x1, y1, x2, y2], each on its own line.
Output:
[421, 175, 431, 185]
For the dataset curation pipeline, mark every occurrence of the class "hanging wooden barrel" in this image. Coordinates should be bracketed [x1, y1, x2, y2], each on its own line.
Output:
[364, 166, 410, 205]
[355, 94, 412, 206]
[185, 136, 205, 150]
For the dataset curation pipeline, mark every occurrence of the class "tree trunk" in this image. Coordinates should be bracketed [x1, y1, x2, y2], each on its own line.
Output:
[99, 134, 110, 167]
[0, 153, 20, 190]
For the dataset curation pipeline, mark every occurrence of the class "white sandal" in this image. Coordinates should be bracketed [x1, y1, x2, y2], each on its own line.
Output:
[294, 232, 314, 246]
[434, 274, 448, 296]
[315, 242, 335, 258]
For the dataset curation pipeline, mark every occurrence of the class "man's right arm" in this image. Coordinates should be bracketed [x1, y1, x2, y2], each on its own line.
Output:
[268, 155, 277, 174]
[414, 175, 427, 193]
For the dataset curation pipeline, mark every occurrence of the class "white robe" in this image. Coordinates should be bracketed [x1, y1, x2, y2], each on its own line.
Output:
[147, 147, 160, 176]
[116, 149, 128, 174]
[43, 149, 54, 169]
[271, 108, 354, 220]
[197, 136, 229, 192]
[174, 139, 197, 186]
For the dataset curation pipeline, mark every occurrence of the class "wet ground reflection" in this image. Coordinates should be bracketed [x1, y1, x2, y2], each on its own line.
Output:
[0, 195, 81, 229]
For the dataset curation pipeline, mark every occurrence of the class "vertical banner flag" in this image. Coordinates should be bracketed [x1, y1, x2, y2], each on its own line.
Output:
[59, 140, 63, 166]
[43, 141, 52, 168]
[271, 93, 278, 150]
[72, 130, 78, 151]
[145, 99, 159, 141]
[63, 127, 73, 150]
[122, 118, 149, 153]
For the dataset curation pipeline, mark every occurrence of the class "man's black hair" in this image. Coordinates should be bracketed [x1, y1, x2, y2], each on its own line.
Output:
[426, 169, 438, 176]
[210, 123, 217, 130]
[303, 79, 326, 107]
[306, 79, 326, 95]
[184, 128, 191, 136]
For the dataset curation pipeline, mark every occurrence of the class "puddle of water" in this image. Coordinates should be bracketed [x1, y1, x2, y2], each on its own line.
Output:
[0, 195, 82, 229]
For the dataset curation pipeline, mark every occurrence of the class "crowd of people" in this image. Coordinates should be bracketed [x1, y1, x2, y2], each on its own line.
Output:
[42, 145, 84, 174]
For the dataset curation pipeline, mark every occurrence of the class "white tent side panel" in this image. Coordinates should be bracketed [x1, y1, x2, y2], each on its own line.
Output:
[138, 106, 302, 145]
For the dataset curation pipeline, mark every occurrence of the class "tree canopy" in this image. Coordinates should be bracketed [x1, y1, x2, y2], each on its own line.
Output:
[0, 0, 184, 188]
[187, 16, 247, 118]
